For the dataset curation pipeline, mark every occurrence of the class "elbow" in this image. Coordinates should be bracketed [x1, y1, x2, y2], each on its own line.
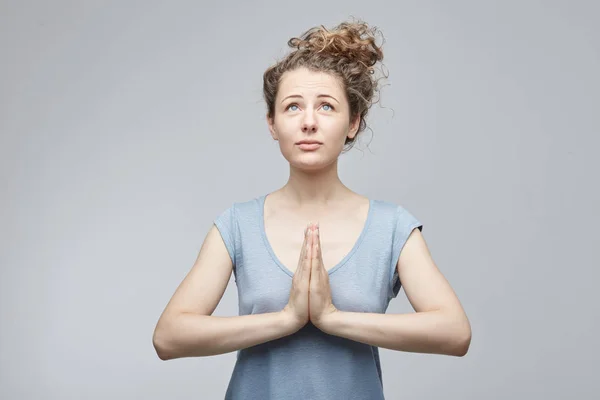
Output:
[152, 323, 176, 361]
[153, 340, 171, 361]
[450, 321, 471, 357]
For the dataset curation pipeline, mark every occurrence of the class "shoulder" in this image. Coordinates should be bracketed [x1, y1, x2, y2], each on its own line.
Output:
[214, 194, 266, 227]
[368, 198, 424, 246]
[217, 194, 263, 214]
[370, 198, 420, 222]
[213, 195, 264, 261]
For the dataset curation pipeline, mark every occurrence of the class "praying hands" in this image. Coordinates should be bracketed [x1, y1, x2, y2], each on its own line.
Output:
[282, 223, 338, 331]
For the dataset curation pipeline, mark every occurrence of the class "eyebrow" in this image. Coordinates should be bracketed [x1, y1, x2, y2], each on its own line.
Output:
[280, 94, 340, 104]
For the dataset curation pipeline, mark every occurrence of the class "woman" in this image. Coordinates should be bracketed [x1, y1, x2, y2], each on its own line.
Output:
[153, 20, 471, 399]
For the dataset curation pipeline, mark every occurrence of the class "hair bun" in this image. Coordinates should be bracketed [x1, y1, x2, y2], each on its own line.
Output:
[288, 20, 384, 72]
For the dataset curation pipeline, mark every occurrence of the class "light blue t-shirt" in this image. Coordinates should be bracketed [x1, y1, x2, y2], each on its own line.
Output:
[213, 194, 423, 400]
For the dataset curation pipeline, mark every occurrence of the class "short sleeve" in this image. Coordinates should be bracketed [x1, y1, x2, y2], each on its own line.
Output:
[389, 206, 423, 298]
[213, 204, 237, 266]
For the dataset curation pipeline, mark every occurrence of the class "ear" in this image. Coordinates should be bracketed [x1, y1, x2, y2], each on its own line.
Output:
[266, 114, 278, 141]
[347, 114, 361, 140]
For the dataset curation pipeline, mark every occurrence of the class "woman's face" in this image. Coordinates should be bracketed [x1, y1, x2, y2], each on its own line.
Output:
[267, 67, 360, 170]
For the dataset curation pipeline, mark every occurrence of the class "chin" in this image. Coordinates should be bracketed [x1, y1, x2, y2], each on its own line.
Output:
[291, 155, 336, 172]
[290, 159, 320, 170]
[280, 145, 337, 169]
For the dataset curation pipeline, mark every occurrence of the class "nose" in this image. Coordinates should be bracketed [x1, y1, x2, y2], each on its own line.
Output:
[301, 111, 317, 133]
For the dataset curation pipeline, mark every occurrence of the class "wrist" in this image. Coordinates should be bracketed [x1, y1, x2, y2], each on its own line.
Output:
[280, 309, 304, 334]
[317, 308, 342, 334]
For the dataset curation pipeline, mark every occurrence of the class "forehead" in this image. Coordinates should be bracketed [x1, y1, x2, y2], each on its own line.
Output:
[278, 67, 344, 96]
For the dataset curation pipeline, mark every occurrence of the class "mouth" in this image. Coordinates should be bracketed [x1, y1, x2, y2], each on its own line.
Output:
[296, 140, 323, 145]
[296, 141, 322, 151]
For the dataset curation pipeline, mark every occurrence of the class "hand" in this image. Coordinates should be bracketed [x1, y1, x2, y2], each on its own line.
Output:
[282, 223, 313, 332]
[308, 223, 338, 329]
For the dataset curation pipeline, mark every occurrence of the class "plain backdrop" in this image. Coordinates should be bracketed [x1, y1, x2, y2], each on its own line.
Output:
[1, 1, 598, 399]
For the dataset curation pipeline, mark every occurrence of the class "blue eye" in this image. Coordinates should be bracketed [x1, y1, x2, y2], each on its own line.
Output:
[285, 103, 333, 112]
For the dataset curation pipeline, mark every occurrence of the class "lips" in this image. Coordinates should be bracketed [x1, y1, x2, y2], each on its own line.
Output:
[297, 142, 322, 151]
[296, 140, 323, 145]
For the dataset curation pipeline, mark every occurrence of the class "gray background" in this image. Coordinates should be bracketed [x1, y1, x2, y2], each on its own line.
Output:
[1, 0, 598, 398]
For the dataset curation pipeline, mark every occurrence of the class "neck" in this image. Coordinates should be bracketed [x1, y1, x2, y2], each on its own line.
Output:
[280, 159, 350, 208]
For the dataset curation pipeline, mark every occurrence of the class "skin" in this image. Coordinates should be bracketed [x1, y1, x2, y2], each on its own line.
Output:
[152, 67, 471, 361]
[265, 66, 365, 327]
[268, 67, 471, 355]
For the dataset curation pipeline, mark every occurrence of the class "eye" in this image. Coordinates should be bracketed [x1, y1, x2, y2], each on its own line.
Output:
[285, 103, 299, 111]
[322, 103, 334, 111]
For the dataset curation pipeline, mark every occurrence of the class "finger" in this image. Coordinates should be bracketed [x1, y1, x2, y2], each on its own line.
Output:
[315, 224, 325, 267]
[316, 227, 329, 283]
[311, 226, 320, 284]
[300, 224, 310, 259]
[303, 228, 313, 281]
[315, 225, 327, 280]
[308, 224, 315, 264]
[304, 226, 313, 270]
[296, 224, 311, 280]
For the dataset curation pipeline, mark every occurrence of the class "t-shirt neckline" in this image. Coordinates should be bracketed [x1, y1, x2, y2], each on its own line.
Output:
[258, 193, 375, 278]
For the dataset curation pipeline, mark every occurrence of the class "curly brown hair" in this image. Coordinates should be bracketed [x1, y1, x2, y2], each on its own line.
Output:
[263, 19, 387, 152]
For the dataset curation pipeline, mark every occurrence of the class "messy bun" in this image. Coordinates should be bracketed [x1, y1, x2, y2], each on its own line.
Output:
[263, 19, 386, 152]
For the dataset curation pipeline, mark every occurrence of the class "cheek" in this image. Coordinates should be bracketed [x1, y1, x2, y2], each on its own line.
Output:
[274, 115, 348, 146]
[323, 121, 351, 143]
[274, 119, 297, 142]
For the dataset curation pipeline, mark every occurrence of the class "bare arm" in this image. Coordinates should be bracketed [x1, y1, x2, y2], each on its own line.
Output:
[320, 228, 471, 357]
[152, 224, 299, 360]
